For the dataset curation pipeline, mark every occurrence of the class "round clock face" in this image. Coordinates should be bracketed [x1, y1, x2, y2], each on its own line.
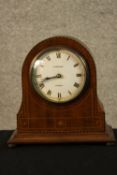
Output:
[30, 47, 88, 103]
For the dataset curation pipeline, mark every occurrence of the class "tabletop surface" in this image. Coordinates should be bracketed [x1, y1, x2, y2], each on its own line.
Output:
[0, 130, 117, 175]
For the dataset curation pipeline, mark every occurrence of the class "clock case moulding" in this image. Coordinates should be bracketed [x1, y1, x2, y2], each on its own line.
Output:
[8, 36, 115, 144]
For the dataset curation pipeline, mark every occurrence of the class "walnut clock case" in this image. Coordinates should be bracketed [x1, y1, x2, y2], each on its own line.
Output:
[8, 36, 115, 144]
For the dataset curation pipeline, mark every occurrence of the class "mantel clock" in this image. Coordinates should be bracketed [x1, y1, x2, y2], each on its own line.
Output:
[8, 36, 115, 144]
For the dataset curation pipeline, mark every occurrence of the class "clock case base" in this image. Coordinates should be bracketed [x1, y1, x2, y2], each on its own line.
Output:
[8, 125, 115, 144]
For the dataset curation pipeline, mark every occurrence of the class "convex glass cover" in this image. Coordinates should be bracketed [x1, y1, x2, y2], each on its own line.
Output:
[30, 47, 87, 103]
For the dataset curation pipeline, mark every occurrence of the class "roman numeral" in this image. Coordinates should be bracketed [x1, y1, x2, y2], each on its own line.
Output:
[39, 83, 45, 89]
[56, 52, 61, 58]
[58, 92, 61, 99]
[35, 74, 42, 78]
[67, 55, 70, 60]
[74, 63, 79, 67]
[76, 73, 82, 77]
[47, 90, 51, 95]
[68, 90, 72, 95]
[74, 82, 79, 88]
[46, 56, 51, 61]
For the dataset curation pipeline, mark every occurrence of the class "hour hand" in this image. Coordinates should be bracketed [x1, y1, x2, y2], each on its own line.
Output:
[42, 74, 62, 82]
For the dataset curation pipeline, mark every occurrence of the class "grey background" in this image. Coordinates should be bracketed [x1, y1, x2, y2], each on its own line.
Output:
[0, 0, 117, 129]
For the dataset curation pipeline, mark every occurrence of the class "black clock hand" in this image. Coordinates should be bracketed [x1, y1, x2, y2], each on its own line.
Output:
[42, 74, 62, 82]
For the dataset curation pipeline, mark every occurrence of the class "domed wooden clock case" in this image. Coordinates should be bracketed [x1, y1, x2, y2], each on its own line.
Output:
[8, 36, 115, 144]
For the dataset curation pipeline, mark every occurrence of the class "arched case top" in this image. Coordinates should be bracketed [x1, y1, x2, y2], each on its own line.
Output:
[23, 36, 97, 94]
[21, 36, 100, 115]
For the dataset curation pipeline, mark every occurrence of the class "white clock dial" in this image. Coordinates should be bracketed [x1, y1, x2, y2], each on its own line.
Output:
[31, 48, 87, 103]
